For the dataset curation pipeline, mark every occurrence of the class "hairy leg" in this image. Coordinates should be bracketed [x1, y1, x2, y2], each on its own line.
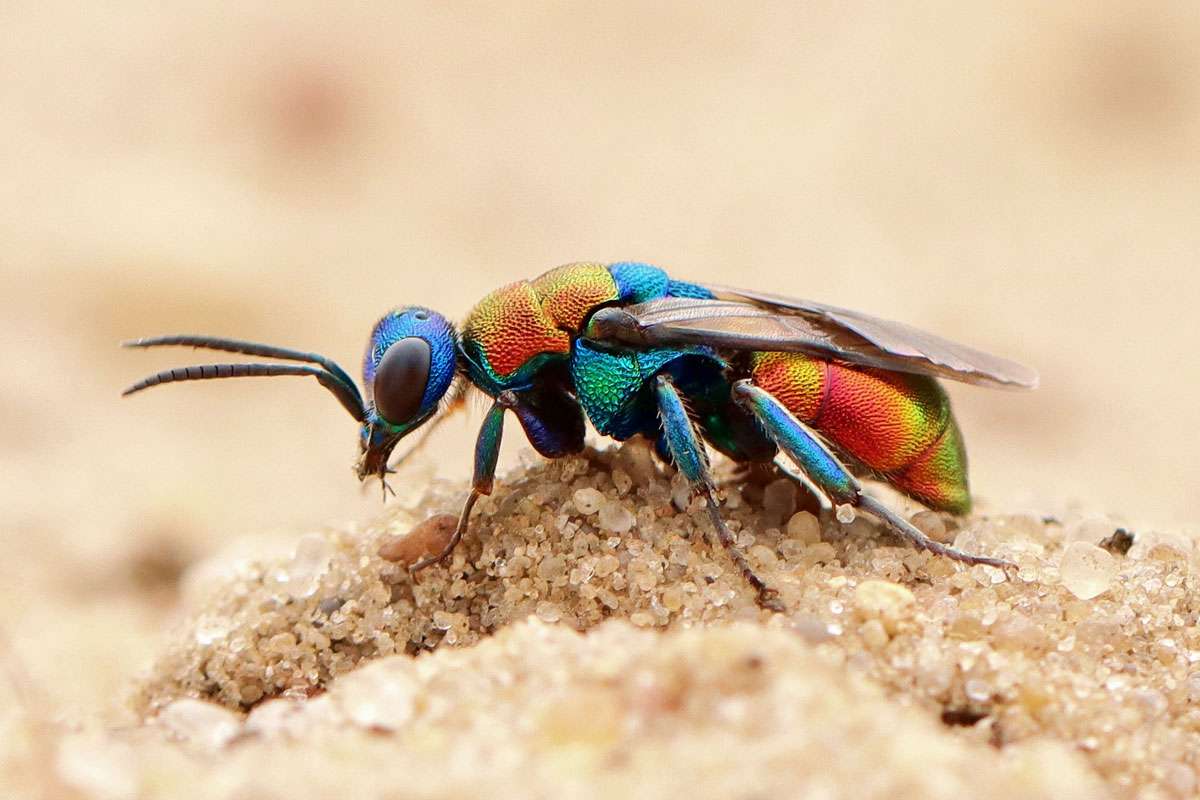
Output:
[733, 380, 1012, 570]
[655, 374, 785, 612]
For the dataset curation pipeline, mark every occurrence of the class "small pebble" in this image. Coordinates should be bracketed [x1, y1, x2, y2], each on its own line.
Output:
[786, 511, 821, 544]
[594, 554, 620, 578]
[964, 679, 992, 704]
[537, 555, 566, 581]
[661, 586, 685, 612]
[860, 619, 888, 650]
[243, 698, 311, 740]
[1097, 527, 1135, 556]
[611, 468, 634, 495]
[630, 611, 656, 627]
[791, 616, 836, 643]
[285, 534, 334, 597]
[671, 474, 693, 511]
[573, 488, 604, 515]
[613, 440, 658, 485]
[335, 662, 418, 732]
[910, 511, 952, 544]
[762, 478, 797, 523]
[597, 500, 635, 533]
[377, 514, 458, 566]
[1059, 541, 1118, 600]
[535, 601, 563, 622]
[835, 504, 856, 524]
[854, 580, 915, 631]
[992, 613, 1045, 652]
[155, 699, 242, 750]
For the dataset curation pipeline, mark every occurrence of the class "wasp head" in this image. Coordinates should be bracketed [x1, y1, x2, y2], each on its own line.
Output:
[356, 307, 458, 484]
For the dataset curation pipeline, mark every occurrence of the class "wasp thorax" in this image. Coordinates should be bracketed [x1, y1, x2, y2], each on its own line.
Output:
[373, 337, 432, 424]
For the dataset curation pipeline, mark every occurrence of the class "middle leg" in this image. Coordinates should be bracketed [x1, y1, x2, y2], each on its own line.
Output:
[654, 374, 785, 612]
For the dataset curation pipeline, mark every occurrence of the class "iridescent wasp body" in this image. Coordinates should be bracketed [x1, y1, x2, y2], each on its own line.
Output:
[125, 262, 1037, 610]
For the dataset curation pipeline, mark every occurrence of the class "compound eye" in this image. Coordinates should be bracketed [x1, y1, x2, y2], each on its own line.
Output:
[373, 337, 432, 424]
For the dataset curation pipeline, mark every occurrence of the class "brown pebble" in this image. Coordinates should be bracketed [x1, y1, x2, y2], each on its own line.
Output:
[1098, 527, 1135, 556]
[377, 514, 458, 566]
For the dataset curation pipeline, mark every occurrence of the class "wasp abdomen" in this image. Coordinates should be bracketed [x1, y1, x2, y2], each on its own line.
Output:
[749, 351, 970, 513]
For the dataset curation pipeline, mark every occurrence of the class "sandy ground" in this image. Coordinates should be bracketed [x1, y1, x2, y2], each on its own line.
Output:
[1, 3, 1198, 798]
[10, 446, 1196, 799]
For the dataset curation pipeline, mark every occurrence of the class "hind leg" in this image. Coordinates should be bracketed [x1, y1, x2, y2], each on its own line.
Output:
[655, 375, 785, 612]
[732, 381, 1012, 570]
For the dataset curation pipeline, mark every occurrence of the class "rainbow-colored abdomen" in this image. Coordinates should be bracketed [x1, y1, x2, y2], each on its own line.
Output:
[749, 351, 970, 513]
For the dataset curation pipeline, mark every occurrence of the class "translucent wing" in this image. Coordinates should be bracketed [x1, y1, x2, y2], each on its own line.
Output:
[585, 285, 1038, 390]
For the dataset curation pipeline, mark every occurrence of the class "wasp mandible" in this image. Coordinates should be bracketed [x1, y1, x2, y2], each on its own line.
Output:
[124, 262, 1037, 611]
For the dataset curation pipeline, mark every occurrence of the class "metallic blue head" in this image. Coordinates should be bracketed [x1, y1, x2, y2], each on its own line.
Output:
[357, 306, 458, 481]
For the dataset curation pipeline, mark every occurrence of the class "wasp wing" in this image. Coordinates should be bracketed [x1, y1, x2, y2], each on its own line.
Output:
[585, 287, 1038, 390]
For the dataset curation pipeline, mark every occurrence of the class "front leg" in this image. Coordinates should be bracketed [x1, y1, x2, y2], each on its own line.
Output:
[655, 374, 785, 612]
[411, 390, 517, 571]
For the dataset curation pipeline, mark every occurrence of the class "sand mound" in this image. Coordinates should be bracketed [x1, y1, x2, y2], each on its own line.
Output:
[62, 619, 1101, 799]
[93, 442, 1198, 797]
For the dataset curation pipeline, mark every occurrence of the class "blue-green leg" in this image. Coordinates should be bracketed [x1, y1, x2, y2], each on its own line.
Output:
[732, 381, 1013, 569]
[655, 375, 785, 611]
[411, 390, 516, 572]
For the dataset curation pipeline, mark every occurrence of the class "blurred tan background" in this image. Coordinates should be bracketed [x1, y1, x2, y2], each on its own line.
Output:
[1, 2, 1198, 718]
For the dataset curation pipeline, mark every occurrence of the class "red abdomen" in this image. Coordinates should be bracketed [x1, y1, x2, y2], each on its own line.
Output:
[749, 351, 970, 513]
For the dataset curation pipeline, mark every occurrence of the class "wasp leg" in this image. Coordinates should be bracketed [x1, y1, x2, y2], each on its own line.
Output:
[655, 374, 785, 612]
[411, 391, 517, 572]
[732, 380, 1013, 571]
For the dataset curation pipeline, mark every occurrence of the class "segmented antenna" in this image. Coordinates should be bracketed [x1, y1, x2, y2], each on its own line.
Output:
[122, 336, 365, 421]
[125, 335, 361, 404]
